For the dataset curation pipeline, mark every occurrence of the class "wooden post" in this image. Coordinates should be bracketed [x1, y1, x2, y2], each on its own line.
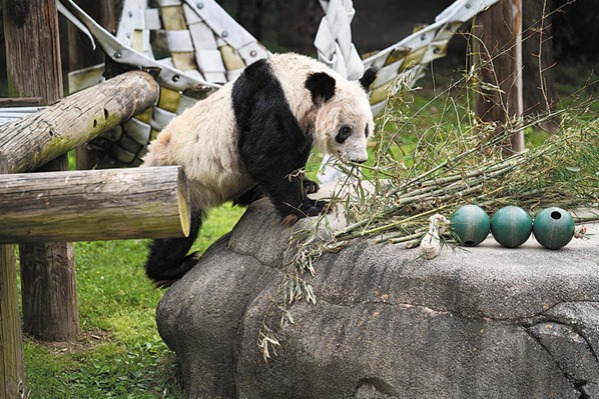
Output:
[3, 0, 77, 341]
[67, 0, 116, 169]
[474, 0, 524, 153]
[0, 166, 191, 243]
[0, 158, 25, 399]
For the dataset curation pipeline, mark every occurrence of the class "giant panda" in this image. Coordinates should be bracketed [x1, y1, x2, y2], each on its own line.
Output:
[143, 53, 377, 285]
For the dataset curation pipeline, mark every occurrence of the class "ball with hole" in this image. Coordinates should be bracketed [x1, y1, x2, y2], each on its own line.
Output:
[450, 205, 490, 247]
[532, 207, 575, 249]
[491, 206, 532, 248]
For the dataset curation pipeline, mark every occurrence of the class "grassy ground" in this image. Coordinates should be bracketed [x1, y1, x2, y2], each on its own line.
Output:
[20, 205, 244, 399]
[21, 58, 597, 398]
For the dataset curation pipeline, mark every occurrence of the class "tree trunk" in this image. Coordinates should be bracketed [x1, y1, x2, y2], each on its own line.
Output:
[0, 166, 191, 243]
[474, 0, 524, 153]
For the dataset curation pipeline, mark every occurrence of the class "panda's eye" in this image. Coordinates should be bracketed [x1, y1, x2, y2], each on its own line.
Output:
[336, 125, 352, 143]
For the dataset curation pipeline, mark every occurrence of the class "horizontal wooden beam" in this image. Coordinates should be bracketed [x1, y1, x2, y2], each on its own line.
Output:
[0, 166, 190, 243]
[0, 70, 159, 173]
[0, 97, 45, 107]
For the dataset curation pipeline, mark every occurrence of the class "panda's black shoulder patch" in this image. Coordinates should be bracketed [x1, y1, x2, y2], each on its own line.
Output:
[232, 59, 287, 132]
[232, 59, 318, 220]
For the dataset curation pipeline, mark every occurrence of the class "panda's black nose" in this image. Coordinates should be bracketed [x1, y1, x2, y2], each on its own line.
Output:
[351, 159, 366, 164]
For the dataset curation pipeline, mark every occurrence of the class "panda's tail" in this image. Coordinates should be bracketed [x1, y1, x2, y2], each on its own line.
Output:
[145, 209, 205, 287]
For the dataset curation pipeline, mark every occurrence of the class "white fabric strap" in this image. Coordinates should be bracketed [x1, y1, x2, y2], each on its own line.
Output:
[116, 0, 146, 46]
[314, 0, 364, 80]
[182, 0, 269, 64]
[314, 0, 364, 184]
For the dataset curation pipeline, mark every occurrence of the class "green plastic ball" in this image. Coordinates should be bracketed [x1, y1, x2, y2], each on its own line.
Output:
[450, 205, 491, 247]
[491, 206, 533, 248]
[533, 207, 575, 249]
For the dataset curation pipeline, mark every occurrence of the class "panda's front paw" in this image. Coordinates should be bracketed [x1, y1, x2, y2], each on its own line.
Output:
[302, 178, 320, 195]
[280, 200, 328, 226]
[303, 199, 328, 216]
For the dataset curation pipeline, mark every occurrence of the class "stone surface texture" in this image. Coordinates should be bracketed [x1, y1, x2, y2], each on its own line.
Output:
[157, 198, 599, 399]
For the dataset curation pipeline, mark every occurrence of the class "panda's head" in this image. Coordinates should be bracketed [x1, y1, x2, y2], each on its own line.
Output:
[305, 67, 377, 164]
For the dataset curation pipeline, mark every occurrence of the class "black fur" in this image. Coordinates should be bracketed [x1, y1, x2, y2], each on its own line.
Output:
[145, 209, 205, 286]
[233, 59, 325, 219]
[359, 66, 378, 91]
[335, 125, 352, 144]
[233, 185, 264, 206]
[234, 175, 319, 207]
[305, 72, 336, 103]
[144, 59, 328, 285]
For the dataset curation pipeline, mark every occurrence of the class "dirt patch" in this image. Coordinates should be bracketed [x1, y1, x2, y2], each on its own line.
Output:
[25, 329, 112, 354]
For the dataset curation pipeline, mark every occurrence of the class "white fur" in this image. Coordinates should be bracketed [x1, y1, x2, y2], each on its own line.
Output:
[268, 54, 373, 163]
[143, 84, 252, 209]
[142, 53, 373, 209]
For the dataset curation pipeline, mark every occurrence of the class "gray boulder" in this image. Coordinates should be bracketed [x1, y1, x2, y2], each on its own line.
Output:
[157, 198, 599, 398]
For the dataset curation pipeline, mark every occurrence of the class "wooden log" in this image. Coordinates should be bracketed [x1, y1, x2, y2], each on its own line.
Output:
[0, 70, 159, 174]
[0, 243, 25, 399]
[18, 156, 80, 342]
[0, 166, 191, 243]
[0, 159, 25, 399]
[6, 0, 77, 343]
[3, 0, 78, 343]
[3, 0, 63, 102]
[19, 232, 79, 342]
[474, 0, 524, 153]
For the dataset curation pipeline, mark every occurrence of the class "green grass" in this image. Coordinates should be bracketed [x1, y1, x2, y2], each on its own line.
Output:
[21, 204, 244, 399]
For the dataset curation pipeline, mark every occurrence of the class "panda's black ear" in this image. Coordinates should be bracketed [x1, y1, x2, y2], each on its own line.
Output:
[359, 66, 378, 91]
[305, 72, 336, 103]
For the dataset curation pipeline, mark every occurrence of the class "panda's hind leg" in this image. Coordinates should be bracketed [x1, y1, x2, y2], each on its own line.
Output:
[145, 209, 205, 287]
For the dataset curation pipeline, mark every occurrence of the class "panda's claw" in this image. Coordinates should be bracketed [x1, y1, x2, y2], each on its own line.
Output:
[302, 178, 320, 195]
[282, 214, 300, 226]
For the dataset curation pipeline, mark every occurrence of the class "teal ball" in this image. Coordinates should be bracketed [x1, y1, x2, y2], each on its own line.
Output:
[533, 207, 575, 249]
[491, 206, 532, 248]
[450, 205, 490, 247]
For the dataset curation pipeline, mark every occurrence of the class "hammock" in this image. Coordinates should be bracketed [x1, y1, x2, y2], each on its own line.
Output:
[53, 0, 499, 167]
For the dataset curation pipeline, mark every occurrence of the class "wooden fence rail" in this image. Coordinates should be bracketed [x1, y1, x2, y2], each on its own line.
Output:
[0, 70, 159, 173]
[0, 166, 190, 243]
